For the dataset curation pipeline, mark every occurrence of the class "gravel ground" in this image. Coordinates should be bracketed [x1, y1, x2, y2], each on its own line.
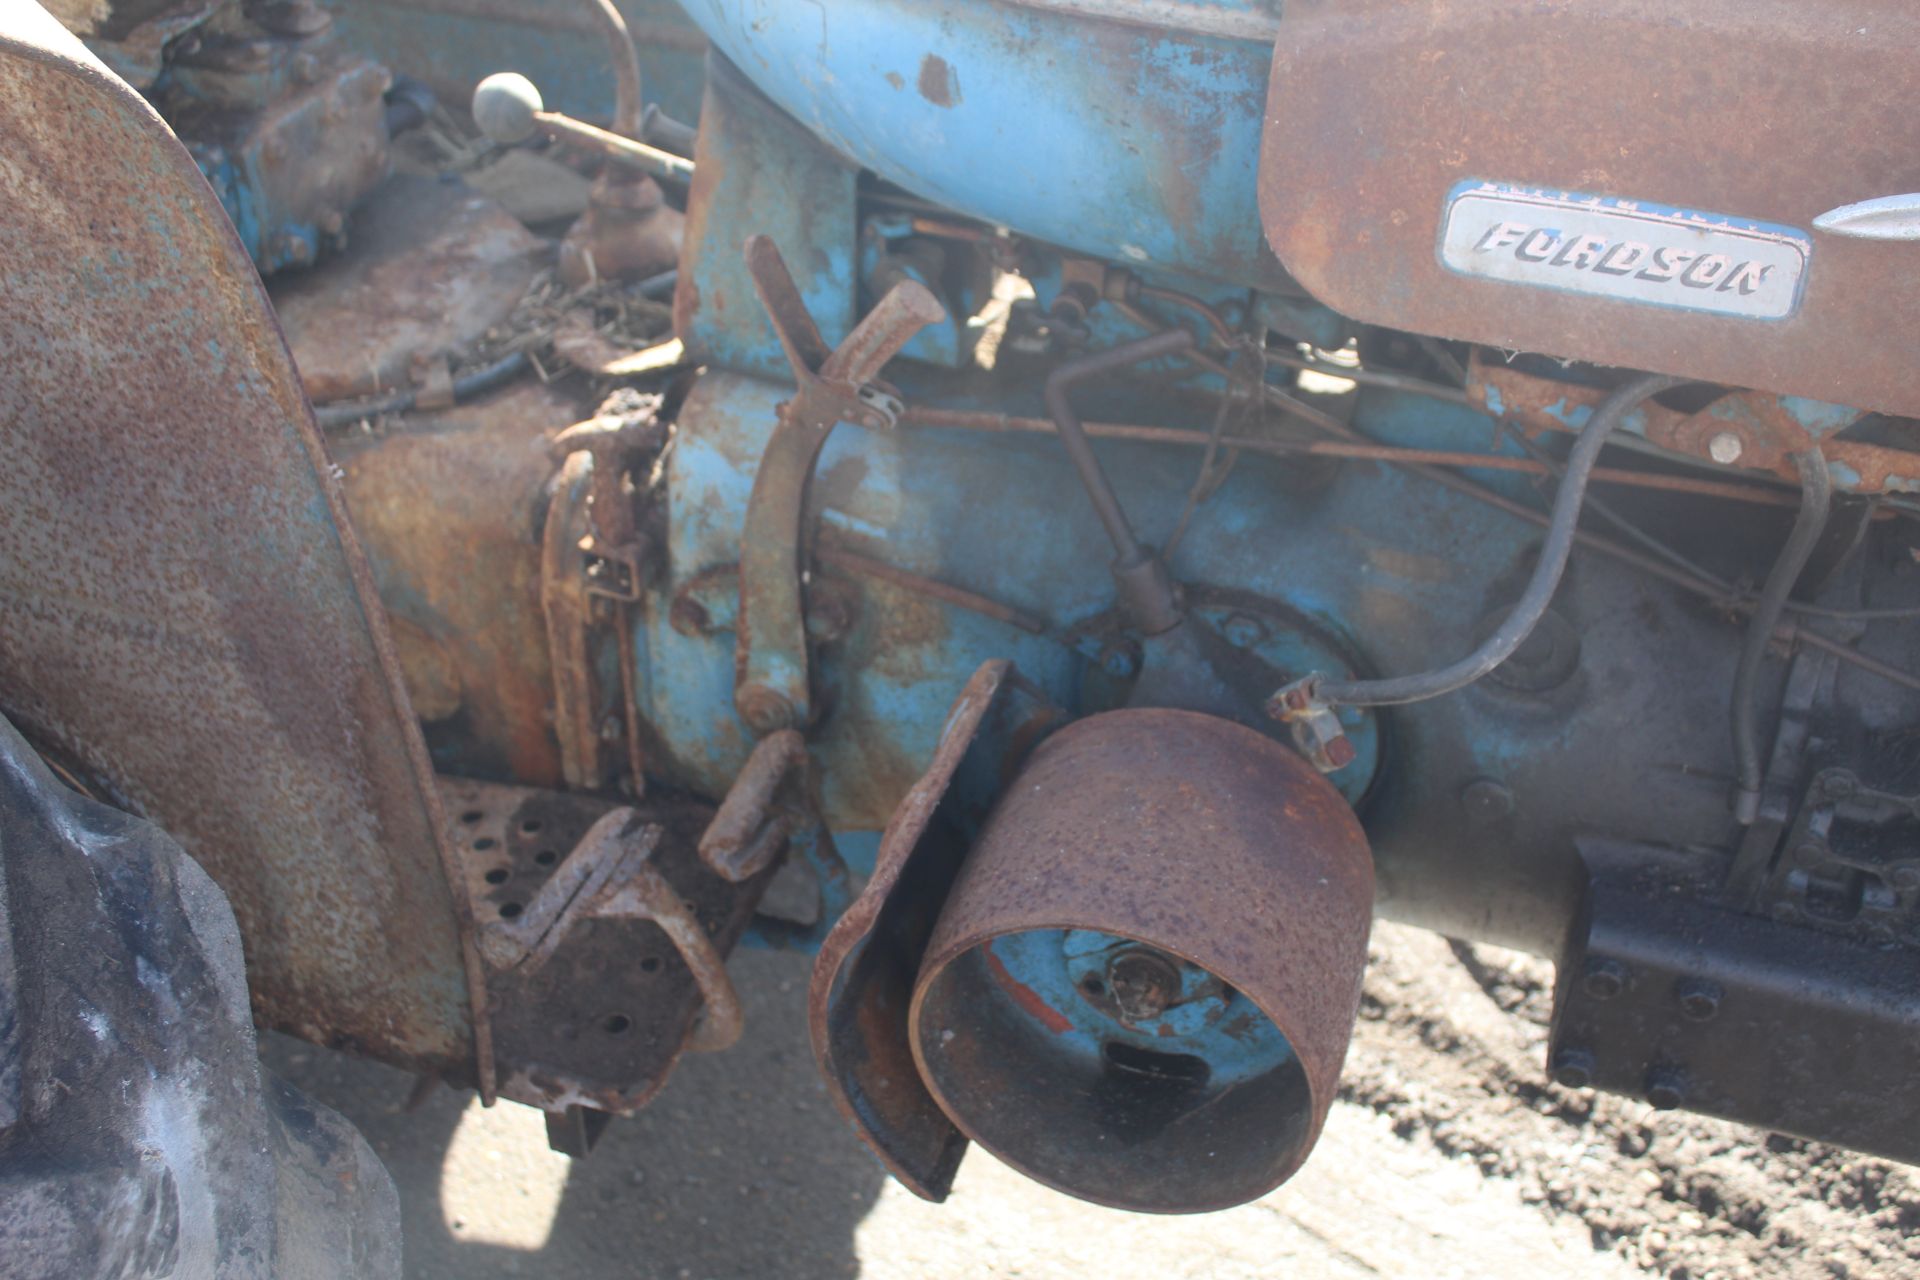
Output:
[264, 924, 1917, 1280]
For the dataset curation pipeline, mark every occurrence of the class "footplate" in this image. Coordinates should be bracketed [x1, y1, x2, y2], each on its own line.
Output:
[439, 779, 771, 1147]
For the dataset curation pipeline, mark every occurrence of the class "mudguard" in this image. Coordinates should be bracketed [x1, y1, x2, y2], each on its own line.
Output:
[0, 2, 490, 1089]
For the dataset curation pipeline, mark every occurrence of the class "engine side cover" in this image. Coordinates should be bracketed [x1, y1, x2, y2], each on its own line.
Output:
[1259, 0, 1920, 417]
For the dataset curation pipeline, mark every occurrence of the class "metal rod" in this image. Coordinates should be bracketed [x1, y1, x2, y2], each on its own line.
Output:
[1732, 450, 1833, 823]
[534, 111, 693, 182]
[1041, 329, 1196, 564]
[1260, 349, 1476, 406]
[898, 407, 1804, 508]
[900, 401, 1920, 694]
[585, 0, 642, 138]
[1133, 283, 1235, 347]
[1314, 373, 1687, 708]
[814, 545, 1047, 635]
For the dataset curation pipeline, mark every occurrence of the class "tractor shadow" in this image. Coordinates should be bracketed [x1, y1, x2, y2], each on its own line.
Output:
[264, 948, 885, 1279]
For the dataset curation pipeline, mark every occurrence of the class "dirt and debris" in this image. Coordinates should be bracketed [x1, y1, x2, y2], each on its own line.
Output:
[1343, 926, 1919, 1280]
[265, 922, 1915, 1279]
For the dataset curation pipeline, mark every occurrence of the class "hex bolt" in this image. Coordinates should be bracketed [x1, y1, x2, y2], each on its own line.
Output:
[736, 683, 797, 735]
[1460, 778, 1515, 824]
[1892, 866, 1920, 893]
[1220, 613, 1266, 649]
[1675, 978, 1723, 1022]
[1821, 773, 1858, 802]
[1644, 1065, 1689, 1110]
[1708, 431, 1745, 465]
[1551, 1046, 1596, 1090]
[1582, 957, 1627, 1000]
[1105, 948, 1182, 1022]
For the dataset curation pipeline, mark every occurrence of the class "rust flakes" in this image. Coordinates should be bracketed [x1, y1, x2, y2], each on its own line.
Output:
[917, 53, 959, 108]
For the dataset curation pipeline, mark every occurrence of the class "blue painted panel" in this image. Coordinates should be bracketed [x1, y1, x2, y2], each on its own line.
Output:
[677, 0, 1280, 288]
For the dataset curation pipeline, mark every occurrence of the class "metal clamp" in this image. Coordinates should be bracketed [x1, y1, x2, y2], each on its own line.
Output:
[1265, 675, 1357, 773]
[732, 235, 946, 735]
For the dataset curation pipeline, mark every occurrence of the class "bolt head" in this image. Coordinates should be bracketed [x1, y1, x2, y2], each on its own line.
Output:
[1220, 613, 1266, 649]
[1708, 431, 1746, 465]
[1551, 1047, 1596, 1090]
[1644, 1066, 1689, 1110]
[1582, 958, 1627, 1000]
[1323, 734, 1358, 770]
[1676, 979, 1723, 1022]
[1105, 949, 1182, 1022]
[736, 684, 797, 735]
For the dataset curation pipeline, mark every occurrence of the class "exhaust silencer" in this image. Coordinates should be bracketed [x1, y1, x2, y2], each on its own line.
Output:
[907, 708, 1373, 1214]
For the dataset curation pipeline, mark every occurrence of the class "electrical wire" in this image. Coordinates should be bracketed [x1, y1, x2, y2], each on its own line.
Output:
[312, 350, 530, 430]
[1311, 373, 1687, 708]
[1731, 449, 1833, 823]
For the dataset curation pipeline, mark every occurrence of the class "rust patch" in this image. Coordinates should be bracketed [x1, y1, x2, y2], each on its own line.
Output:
[916, 53, 959, 108]
[808, 662, 1056, 1202]
[270, 174, 544, 403]
[0, 10, 489, 1088]
[333, 381, 579, 785]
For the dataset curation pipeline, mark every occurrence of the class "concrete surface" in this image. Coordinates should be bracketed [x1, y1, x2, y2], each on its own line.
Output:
[265, 946, 1642, 1280]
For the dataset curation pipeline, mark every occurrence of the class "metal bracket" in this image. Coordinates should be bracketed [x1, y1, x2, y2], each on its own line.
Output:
[732, 235, 946, 735]
[698, 728, 854, 950]
[543, 394, 667, 791]
[477, 806, 745, 1054]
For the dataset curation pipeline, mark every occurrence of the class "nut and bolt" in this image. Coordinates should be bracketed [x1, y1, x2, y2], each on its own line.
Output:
[1106, 948, 1183, 1022]
[1551, 1046, 1596, 1090]
[736, 683, 797, 735]
[1582, 958, 1627, 1000]
[1675, 978, 1723, 1022]
[1644, 1065, 1689, 1111]
[1821, 773, 1858, 802]
[1707, 431, 1746, 465]
[1891, 866, 1920, 893]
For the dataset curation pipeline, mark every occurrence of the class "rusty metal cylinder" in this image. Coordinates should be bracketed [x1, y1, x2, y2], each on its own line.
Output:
[907, 708, 1374, 1213]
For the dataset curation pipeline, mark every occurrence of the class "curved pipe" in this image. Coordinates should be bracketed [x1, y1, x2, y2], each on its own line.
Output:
[586, 0, 643, 138]
[1731, 448, 1833, 823]
[1042, 329, 1196, 566]
[1314, 372, 1685, 708]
